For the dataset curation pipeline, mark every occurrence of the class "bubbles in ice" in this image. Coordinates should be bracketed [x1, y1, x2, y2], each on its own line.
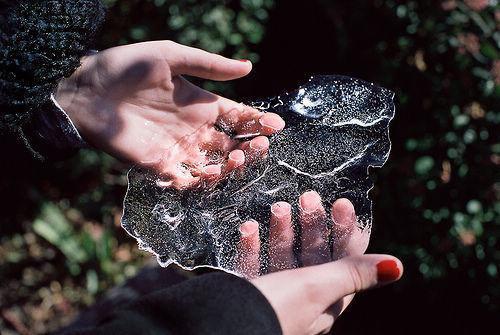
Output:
[292, 88, 325, 118]
[151, 203, 184, 230]
[121, 75, 395, 275]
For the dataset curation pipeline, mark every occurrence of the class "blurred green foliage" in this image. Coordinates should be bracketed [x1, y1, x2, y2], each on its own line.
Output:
[101, 0, 273, 60]
[368, 0, 499, 300]
[0, 0, 499, 333]
[98, 0, 275, 93]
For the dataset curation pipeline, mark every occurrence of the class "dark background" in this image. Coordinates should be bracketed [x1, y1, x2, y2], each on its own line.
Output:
[1, 0, 499, 334]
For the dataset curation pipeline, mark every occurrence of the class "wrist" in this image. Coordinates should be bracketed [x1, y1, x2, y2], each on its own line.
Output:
[54, 54, 99, 137]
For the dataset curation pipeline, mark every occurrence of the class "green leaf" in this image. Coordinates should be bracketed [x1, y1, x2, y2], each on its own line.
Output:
[480, 42, 499, 59]
[33, 203, 87, 264]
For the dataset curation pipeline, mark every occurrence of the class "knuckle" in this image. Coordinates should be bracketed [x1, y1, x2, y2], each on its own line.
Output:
[163, 40, 175, 49]
[347, 263, 366, 292]
[204, 59, 216, 74]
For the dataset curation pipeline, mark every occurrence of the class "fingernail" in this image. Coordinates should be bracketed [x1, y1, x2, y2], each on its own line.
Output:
[156, 180, 173, 188]
[249, 137, 269, 151]
[259, 114, 286, 131]
[203, 165, 222, 175]
[376, 260, 400, 282]
[229, 150, 245, 164]
[271, 202, 291, 218]
[299, 191, 322, 213]
[238, 59, 250, 63]
[237, 103, 245, 112]
[239, 220, 258, 237]
[331, 198, 356, 227]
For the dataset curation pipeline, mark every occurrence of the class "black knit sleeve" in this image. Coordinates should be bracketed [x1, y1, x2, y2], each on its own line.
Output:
[0, 0, 106, 159]
[66, 273, 283, 335]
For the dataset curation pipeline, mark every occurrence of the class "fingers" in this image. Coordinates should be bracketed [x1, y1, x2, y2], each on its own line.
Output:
[199, 100, 284, 173]
[302, 254, 403, 310]
[224, 149, 246, 173]
[150, 54, 285, 189]
[345, 226, 371, 257]
[268, 202, 296, 272]
[330, 198, 357, 260]
[299, 191, 330, 266]
[250, 254, 402, 335]
[197, 128, 242, 175]
[304, 197, 364, 330]
[257, 113, 286, 136]
[155, 164, 201, 189]
[331, 198, 370, 259]
[197, 133, 269, 179]
[235, 220, 261, 279]
[200, 164, 223, 183]
[238, 136, 270, 164]
[217, 105, 285, 138]
[155, 131, 270, 189]
[165, 41, 252, 80]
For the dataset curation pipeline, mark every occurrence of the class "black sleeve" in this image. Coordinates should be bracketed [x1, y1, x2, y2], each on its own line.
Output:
[0, 0, 106, 160]
[68, 273, 282, 335]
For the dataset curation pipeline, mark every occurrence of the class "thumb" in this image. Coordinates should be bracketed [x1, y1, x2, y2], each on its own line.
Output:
[164, 41, 252, 80]
[302, 254, 403, 309]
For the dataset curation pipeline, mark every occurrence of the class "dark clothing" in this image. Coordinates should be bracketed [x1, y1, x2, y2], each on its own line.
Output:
[66, 272, 281, 335]
[0, 1, 282, 334]
[0, 0, 104, 159]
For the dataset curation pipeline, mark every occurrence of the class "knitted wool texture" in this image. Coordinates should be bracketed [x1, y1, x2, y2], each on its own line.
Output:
[0, 0, 106, 135]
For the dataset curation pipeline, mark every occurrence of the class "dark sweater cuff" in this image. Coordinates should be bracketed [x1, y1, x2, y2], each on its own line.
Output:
[0, 0, 105, 159]
[87, 272, 282, 335]
[20, 95, 87, 160]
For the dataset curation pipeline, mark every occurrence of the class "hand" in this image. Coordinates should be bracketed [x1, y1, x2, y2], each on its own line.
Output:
[55, 41, 285, 189]
[236, 191, 402, 334]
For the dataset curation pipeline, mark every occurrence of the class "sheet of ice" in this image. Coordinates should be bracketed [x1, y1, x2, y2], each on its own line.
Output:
[121, 75, 395, 275]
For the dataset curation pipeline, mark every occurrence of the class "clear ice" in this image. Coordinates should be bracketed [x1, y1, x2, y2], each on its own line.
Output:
[121, 75, 395, 275]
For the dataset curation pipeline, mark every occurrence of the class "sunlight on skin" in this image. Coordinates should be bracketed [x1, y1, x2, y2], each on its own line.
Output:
[235, 193, 395, 335]
[236, 193, 370, 278]
[269, 201, 294, 272]
[55, 41, 285, 190]
[54, 38, 400, 335]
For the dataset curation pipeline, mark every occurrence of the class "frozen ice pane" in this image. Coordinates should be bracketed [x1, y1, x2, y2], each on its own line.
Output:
[122, 75, 395, 275]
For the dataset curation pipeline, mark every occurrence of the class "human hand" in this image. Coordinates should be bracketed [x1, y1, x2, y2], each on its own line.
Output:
[55, 41, 285, 189]
[236, 191, 402, 334]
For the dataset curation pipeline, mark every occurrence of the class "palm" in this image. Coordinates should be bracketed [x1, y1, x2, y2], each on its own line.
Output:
[57, 41, 284, 189]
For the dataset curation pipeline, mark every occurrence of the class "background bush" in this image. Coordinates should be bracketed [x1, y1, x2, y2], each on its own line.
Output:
[0, 0, 498, 334]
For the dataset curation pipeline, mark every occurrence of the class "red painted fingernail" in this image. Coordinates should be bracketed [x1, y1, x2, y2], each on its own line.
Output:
[238, 59, 250, 62]
[376, 260, 400, 282]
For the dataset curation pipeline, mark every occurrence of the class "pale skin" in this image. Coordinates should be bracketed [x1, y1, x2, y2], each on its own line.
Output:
[236, 191, 403, 335]
[56, 41, 285, 189]
[56, 40, 403, 335]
